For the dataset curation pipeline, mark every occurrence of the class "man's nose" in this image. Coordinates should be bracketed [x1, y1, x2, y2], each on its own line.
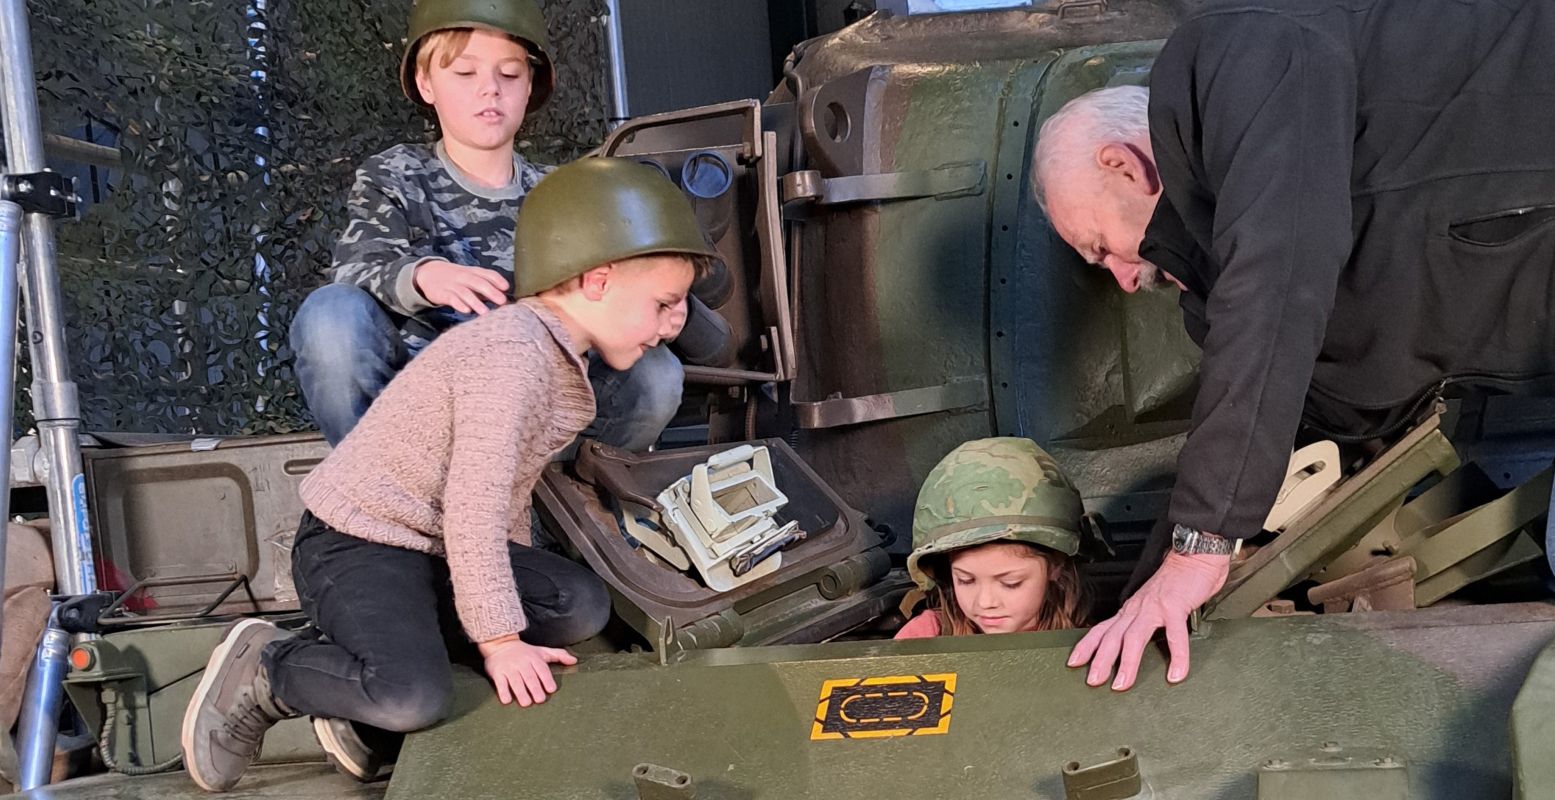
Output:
[1104, 258, 1141, 293]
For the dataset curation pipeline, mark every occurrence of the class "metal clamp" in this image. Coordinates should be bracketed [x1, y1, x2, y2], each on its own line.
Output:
[55, 592, 116, 635]
[1, 171, 79, 218]
[780, 161, 986, 211]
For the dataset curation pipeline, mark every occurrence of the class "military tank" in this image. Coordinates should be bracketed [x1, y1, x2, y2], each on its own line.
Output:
[5, 1, 1555, 798]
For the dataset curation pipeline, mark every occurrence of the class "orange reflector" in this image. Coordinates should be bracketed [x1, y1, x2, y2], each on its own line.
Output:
[69, 647, 93, 671]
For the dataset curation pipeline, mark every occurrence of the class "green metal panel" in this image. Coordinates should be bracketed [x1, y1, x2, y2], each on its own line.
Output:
[1513, 639, 1555, 800]
[63, 622, 325, 771]
[388, 603, 1555, 799]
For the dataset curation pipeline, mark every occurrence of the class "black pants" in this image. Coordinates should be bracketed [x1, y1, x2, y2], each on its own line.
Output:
[262, 512, 611, 732]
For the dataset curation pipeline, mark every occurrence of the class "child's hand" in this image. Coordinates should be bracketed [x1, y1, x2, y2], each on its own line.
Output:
[477, 636, 578, 707]
[413, 260, 511, 314]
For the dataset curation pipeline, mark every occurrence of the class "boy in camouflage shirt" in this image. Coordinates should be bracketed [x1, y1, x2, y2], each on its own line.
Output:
[290, 0, 726, 449]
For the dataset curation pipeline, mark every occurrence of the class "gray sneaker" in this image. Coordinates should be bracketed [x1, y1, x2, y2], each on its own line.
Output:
[312, 717, 393, 782]
[181, 618, 296, 792]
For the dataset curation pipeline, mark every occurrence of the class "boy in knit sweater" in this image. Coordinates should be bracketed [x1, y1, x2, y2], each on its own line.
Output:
[180, 158, 716, 792]
[289, 0, 729, 451]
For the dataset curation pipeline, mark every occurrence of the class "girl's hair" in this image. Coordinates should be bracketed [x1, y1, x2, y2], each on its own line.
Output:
[922, 542, 1090, 636]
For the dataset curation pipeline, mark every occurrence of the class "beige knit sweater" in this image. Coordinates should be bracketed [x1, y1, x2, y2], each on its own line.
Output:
[300, 298, 596, 642]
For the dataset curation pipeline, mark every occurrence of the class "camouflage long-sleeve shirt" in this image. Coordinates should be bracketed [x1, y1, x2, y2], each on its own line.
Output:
[331, 142, 552, 318]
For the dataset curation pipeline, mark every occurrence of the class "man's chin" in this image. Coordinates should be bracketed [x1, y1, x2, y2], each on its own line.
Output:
[1137, 261, 1187, 293]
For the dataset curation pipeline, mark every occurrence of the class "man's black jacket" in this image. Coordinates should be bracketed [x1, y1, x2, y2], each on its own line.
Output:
[1139, 0, 1555, 539]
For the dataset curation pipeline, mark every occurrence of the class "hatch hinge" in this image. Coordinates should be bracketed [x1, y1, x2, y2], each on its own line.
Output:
[780, 161, 986, 213]
[795, 377, 987, 429]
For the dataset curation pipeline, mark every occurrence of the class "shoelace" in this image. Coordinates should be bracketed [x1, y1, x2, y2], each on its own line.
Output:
[222, 687, 282, 747]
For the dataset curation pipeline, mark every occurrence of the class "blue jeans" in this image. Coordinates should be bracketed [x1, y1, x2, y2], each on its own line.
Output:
[290, 284, 684, 450]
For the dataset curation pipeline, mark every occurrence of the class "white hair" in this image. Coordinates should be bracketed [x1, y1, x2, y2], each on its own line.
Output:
[1031, 85, 1151, 212]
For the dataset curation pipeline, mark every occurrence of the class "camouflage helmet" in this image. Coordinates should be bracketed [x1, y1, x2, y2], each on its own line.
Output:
[907, 437, 1084, 590]
[400, 0, 555, 112]
[513, 158, 718, 297]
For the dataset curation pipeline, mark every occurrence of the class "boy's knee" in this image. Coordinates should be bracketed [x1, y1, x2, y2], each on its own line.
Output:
[566, 573, 612, 642]
[531, 572, 611, 647]
[631, 346, 684, 424]
[360, 681, 450, 733]
[291, 284, 393, 358]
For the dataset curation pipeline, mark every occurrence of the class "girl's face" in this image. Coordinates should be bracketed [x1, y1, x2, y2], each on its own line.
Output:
[948, 543, 1051, 634]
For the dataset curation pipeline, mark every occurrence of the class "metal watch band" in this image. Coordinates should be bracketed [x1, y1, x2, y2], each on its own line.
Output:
[1170, 524, 1238, 556]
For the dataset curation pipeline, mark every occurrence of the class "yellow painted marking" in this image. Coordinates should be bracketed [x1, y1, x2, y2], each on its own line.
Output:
[810, 673, 956, 741]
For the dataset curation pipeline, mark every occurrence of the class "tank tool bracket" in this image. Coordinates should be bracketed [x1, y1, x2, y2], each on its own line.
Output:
[633, 762, 696, 800]
[1062, 746, 1143, 800]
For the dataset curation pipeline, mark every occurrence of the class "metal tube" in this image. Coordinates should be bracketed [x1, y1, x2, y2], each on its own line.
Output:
[0, 201, 23, 644]
[15, 622, 68, 790]
[0, 0, 96, 597]
[603, 0, 630, 126]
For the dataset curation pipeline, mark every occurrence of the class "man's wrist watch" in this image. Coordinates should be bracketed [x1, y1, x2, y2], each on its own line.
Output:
[1170, 524, 1238, 556]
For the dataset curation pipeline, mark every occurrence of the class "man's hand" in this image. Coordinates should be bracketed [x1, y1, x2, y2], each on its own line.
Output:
[477, 636, 578, 707]
[413, 260, 510, 314]
[1068, 551, 1231, 691]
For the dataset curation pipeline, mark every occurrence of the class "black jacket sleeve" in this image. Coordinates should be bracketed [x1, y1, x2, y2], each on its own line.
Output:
[1151, 13, 1357, 538]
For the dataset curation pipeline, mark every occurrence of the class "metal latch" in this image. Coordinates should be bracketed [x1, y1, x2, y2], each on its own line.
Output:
[621, 445, 806, 591]
[780, 161, 986, 212]
[1, 170, 79, 218]
[1062, 746, 1142, 800]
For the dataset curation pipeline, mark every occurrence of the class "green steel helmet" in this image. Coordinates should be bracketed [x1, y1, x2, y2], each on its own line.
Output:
[400, 0, 555, 112]
[907, 437, 1085, 590]
[513, 158, 718, 297]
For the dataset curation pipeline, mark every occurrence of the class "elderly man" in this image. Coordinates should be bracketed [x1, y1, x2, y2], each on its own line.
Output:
[1035, 0, 1555, 691]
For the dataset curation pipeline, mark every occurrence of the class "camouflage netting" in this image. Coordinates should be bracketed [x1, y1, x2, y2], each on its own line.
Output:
[10, 0, 608, 434]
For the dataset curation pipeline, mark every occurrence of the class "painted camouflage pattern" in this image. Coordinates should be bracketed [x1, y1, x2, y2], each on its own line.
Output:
[907, 437, 1085, 589]
[331, 141, 553, 318]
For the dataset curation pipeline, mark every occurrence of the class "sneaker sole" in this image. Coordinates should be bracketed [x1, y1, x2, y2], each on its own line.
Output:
[312, 717, 378, 782]
[180, 618, 275, 792]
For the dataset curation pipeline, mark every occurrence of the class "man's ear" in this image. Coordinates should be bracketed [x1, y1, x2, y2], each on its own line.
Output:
[1096, 142, 1161, 197]
[578, 263, 615, 301]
